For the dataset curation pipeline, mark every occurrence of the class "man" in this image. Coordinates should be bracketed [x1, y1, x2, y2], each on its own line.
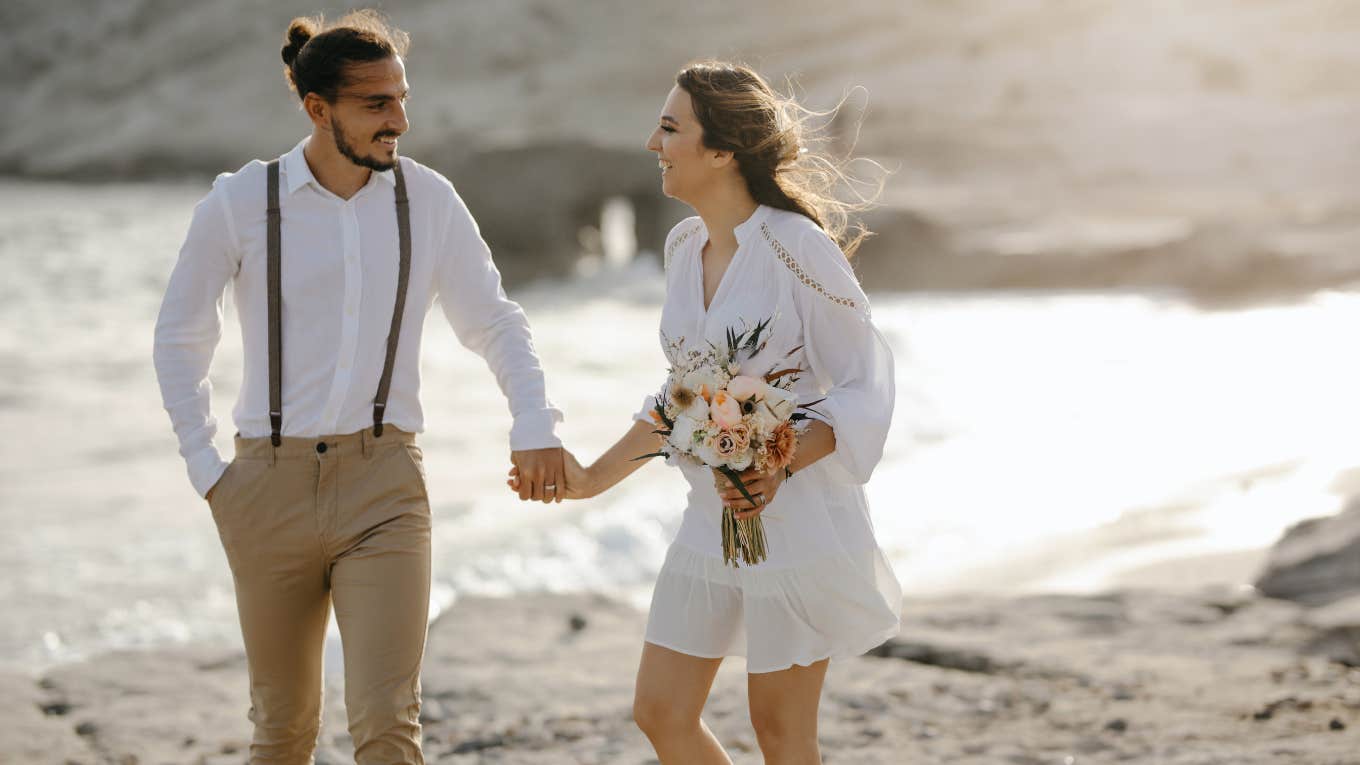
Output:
[152, 11, 563, 762]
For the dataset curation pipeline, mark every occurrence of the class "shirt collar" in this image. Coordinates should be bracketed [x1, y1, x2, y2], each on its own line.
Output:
[732, 204, 770, 245]
[281, 135, 397, 196]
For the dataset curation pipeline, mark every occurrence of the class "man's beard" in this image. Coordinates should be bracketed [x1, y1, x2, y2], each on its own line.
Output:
[331, 116, 398, 172]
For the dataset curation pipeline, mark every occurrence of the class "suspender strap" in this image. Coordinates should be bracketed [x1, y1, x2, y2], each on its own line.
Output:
[263, 158, 410, 443]
[266, 159, 283, 447]
[373, 162, 412, 438]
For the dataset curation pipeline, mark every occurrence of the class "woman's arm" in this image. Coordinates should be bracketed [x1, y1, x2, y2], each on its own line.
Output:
[786, 419, 837, 476]
[509, 418, 663, 500]
[578, 419, 666, 498]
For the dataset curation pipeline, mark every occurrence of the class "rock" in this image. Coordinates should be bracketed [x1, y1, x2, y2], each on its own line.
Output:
[1255, 499, 1360, 606]
[867, 638, 1017, 674]
[568, 613, 588, 632]
[452, 733, 506, 754]
[848, 207, 953, 291]
[1301, 626, 1360, 668]
[441, 142, 686, 284]
[1330, 718, 1347, 731]
[1303, 593, 1360, 630]
[1252, 696, 1310, 721]
[1104, 718, 1129, 732]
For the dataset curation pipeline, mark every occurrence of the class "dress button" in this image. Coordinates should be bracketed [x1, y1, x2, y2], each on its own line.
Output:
[316, 442, 328, 454]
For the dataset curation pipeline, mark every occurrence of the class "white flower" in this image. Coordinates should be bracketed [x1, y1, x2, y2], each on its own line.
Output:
[762, 384, 797, 420]
[749, 405, 780, 435]
[682, 367, 723, 403]
[669, 414, 698, 450]
[729, 450, 754, 472]
[694, 439, 720, 466]
[684, 395, 709, 422]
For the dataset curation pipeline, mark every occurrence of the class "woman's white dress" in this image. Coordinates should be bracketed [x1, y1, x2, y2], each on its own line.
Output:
[635, 204, 903, 673]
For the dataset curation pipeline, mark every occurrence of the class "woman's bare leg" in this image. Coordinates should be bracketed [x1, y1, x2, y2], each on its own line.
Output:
[747, 659, 829, 765]
[633, 642, 733, 764]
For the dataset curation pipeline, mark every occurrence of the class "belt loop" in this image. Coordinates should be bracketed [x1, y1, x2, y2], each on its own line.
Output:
[361, 428, 373, 459]
[268, 440, 277, 467]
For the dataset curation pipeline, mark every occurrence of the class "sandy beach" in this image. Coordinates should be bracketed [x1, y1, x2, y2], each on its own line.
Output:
[5, 583, 1358, 764]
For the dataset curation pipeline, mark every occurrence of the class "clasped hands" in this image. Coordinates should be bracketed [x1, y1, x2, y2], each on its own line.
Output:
[506, 446, 787, 518]
[505, 447, 590, 503]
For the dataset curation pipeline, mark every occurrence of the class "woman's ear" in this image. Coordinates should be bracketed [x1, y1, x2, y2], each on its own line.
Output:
[710, 149, 735, 169]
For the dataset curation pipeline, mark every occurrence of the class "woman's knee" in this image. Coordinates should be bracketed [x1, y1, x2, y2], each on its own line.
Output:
[749, 700, 818, 754]
[632, 692, 700, 738]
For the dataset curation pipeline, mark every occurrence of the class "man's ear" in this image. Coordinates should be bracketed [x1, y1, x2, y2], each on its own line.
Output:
[302, 93, 330, 131]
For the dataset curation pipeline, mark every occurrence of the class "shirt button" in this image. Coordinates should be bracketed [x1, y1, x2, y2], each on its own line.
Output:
[346, 305, 356, 316]
[316, 442, 328, 454]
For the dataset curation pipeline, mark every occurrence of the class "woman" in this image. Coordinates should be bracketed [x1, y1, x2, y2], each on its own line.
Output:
[513, 61, 902, 764]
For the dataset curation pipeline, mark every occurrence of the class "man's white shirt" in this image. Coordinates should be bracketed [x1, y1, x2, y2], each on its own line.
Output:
[153, 137, 562, 498]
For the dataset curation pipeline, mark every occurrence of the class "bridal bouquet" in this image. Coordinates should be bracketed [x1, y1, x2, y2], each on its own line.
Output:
[638, 318, 819, 567]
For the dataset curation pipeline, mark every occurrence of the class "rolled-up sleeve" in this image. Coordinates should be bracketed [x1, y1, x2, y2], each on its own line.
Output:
[790, 228, 896, 484]
[434, 186, 563, 450]
[152, 176, 238, 498]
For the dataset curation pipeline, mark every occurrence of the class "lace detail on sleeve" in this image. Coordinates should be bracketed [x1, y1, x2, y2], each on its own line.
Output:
[760, 222, 858, 310]
[664, 222, 703, 271]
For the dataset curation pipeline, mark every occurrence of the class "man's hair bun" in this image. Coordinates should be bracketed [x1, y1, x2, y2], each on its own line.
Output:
[281, 17, 318, 67]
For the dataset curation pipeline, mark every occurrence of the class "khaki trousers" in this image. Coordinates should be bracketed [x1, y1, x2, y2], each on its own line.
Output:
[208, 425, 430, 764]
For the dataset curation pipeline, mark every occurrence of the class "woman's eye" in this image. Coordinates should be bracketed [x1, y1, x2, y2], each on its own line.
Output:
[661, 125, 676, 133]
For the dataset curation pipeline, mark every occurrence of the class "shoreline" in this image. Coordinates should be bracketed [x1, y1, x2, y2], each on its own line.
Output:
[6, 583, 1358, 764]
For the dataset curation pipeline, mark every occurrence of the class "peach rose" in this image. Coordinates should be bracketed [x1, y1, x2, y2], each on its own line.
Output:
[709, 390, 742, 429]
[727, 375, 766, 403]
[727, 423, 751, 453]
[709, 430, 740, 462]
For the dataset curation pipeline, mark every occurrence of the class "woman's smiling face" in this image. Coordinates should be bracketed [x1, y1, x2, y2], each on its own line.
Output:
[645, 85, 714, 203]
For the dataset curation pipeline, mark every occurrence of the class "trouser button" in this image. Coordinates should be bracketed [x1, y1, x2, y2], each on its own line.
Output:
[316, 442, 327, 454]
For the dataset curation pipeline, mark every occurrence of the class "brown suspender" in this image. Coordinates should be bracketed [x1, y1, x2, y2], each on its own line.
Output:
[266, 161, 283, 446]
[264, 158, 412, 447]
[374, 163, 412, 438]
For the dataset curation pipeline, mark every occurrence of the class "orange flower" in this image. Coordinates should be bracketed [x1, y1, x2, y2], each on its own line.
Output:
[766, 421, 798, 471]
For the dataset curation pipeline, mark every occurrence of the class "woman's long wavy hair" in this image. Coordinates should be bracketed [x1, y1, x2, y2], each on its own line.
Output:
[676, 60, 883, 258]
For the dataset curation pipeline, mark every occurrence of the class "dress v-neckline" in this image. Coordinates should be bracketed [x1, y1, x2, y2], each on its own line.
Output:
[694, 205, 765, 318]
[698, 237, 741, 316]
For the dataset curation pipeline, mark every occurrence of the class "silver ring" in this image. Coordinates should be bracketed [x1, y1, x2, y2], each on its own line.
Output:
[756, 493, 766, 505]
[544, 484, 558, 491]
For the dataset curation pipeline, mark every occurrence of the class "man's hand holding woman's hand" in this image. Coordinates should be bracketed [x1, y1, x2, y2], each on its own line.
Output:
[507, 448, 594, 502]
[508, 447, 566, 503]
